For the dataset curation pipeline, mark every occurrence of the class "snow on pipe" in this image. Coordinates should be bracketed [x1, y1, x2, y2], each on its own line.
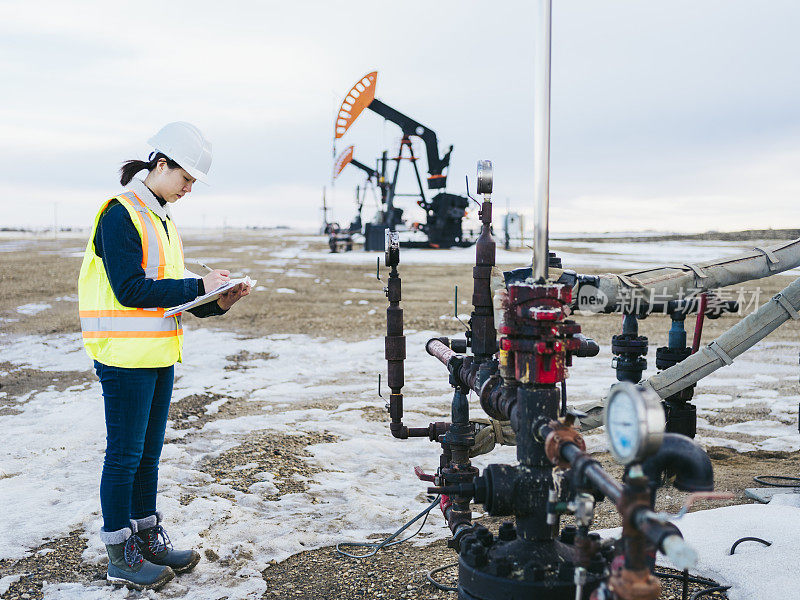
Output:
[584, 237, 800, 308]
[642, 275, 800, 399]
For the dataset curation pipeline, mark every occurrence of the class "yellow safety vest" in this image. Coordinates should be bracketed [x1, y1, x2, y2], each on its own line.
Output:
[78, 191, 186, 368]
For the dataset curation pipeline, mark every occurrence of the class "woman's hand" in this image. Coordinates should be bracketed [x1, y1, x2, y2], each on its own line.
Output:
[202, 269, 230, 292]
[217, 282, 251, 311]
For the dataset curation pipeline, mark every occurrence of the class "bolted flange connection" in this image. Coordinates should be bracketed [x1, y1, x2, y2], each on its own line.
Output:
[456, 524, 608, 600]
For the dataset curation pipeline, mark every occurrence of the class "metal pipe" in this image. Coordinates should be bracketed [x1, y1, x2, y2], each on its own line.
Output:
[532, 0, 552, 281]
[426, 338, 457, 366]
[691, 293, 708, 353]
[559, 442, 622, 504]
[471, 197, 498, 359]
[385, 240, 439, 440]
[557, 438, 696, 568]
[641, 433, 714, 492]
[425, 338, 484, 394]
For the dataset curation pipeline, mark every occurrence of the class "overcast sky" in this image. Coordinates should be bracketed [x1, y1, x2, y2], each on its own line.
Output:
[2, 0, 799, 233]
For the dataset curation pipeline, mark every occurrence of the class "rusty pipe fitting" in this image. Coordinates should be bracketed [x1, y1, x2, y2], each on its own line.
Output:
[608, 568, 661, 600]
[543, 420, 586, 469]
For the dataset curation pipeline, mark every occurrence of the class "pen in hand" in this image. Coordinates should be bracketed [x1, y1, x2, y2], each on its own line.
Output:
[196, 261, 231, 291]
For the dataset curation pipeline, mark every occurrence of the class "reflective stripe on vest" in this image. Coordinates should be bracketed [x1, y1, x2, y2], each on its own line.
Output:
[119, 191, 166, 279]
[79, 192, 180, 340]
[80, 312, 182, 335]
[78, 190, 185, 368]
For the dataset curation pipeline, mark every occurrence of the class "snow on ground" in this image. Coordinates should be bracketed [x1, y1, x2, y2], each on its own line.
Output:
[665, 496, 800, 600]
[0, 328, 515, 598]
[16, 303, 52, 315]
[282, 240, 800, 276]
[1, 320, 798, 597]
[286, 238, 800, 274]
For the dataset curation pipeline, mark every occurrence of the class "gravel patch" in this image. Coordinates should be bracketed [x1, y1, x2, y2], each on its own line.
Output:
[200, 431, 339, 499]
[260, 524, 728, 600]
[0, 529, 105, 600]
[168, 392, 268, 431]
[224, 350, 277, 371]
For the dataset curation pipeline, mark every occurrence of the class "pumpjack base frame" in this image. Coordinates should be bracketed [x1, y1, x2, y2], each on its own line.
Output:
[400, 240, 474, 249]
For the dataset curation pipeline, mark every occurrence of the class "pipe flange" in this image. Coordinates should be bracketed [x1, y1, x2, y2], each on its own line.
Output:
[544, 420, 586, 468]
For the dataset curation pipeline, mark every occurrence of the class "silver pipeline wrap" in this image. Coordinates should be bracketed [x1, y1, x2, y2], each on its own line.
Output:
[643, 276, 800, 399]
[583, 238, 800, 309]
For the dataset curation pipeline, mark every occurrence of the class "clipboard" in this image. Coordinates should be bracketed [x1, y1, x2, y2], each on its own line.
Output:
[164, 276, 256, 317]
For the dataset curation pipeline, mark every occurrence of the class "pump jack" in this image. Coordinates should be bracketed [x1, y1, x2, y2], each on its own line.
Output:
[333, 72, 472, 250]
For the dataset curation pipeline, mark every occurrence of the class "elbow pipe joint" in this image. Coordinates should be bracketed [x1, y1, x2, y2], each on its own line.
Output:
[642, 433, 714, 492]
[573, 333, 600, 358]
[389, 421, 444, 441]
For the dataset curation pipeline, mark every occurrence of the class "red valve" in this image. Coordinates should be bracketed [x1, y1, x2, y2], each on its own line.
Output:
[530, 307, 560, 320]
[414, 466, 436, 482]
[440, 495, 452, 515]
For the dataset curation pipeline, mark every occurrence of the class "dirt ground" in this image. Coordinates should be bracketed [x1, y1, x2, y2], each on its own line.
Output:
[3, 229, 800, 599]
[3, 230, 799, 344]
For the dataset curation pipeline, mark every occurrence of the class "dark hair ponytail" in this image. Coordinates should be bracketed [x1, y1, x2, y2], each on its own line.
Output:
[119, 152, 181, 186]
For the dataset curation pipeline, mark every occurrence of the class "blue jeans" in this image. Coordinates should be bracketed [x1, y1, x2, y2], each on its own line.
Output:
[95, 360, 174, 532]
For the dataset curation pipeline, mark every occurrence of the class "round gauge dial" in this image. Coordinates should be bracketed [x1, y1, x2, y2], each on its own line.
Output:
[604, 382, 664, 465]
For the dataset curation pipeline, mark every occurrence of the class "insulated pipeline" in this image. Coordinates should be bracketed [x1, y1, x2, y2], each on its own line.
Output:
[644, 276, 800, 399]
[582, 238, 800, 309]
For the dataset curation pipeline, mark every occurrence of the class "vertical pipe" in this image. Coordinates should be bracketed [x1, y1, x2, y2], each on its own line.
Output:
[471, 198, 497, 361]
[691, 293, 708, 353]
[533, 0, 552, 281]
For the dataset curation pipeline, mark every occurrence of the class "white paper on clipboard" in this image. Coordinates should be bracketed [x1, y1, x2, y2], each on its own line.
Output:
[164, 276, 256, 317]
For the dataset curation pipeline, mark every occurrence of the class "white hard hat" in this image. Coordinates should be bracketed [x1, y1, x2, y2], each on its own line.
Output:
[147, 121, 212, 183]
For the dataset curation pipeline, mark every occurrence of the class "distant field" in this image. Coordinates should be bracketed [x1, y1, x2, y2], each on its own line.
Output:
[2, 229, 799, 599]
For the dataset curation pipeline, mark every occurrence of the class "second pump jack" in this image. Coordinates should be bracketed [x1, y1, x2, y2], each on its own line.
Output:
[333, 71, 472, 250]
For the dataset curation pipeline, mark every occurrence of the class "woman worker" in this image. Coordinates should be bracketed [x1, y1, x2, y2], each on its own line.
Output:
[78, 122, 250, 590]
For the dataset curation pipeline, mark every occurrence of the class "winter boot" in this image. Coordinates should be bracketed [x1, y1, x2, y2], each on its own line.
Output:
[100, 526, 175, 590]
[132, 513, 201, 574]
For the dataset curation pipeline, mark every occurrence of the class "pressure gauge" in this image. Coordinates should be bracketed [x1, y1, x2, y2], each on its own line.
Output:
[385, 229, 400, 267]
[604, 382, 664, 465]
[477, 160, 493, 195]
